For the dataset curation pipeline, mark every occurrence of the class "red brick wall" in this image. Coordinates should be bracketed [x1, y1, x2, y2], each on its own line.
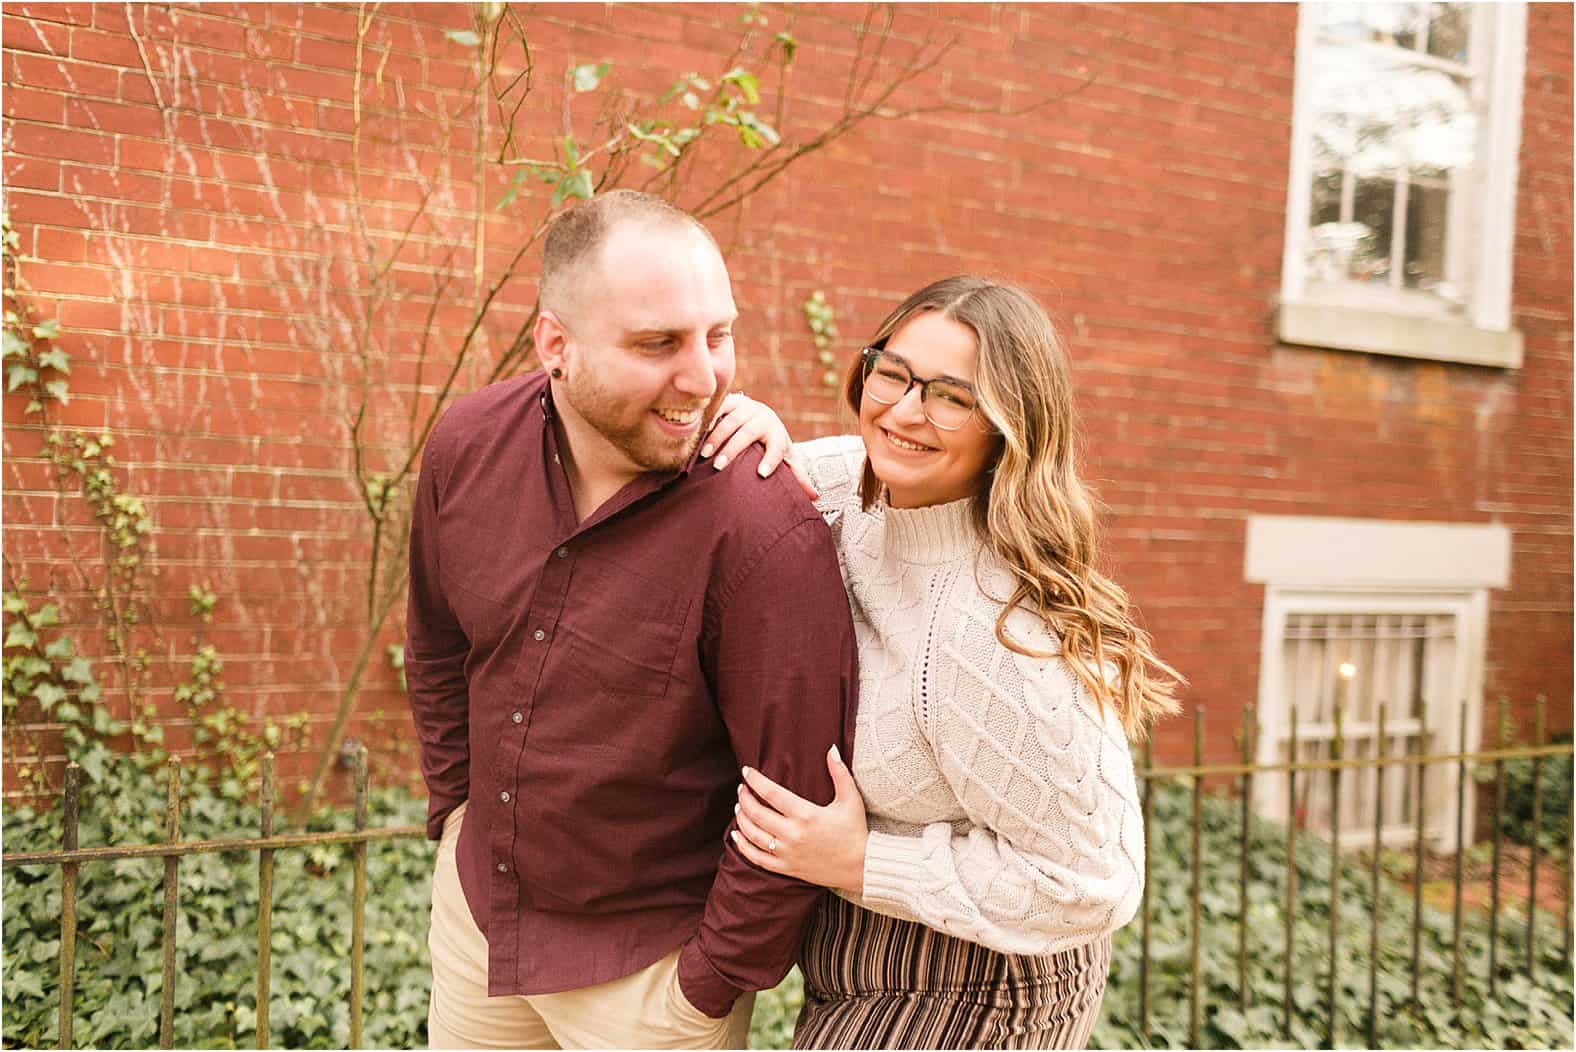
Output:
[3, 3, 1570, 793]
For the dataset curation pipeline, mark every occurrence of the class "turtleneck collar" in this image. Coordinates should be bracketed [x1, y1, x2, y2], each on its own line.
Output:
[874, 492, 982, 565]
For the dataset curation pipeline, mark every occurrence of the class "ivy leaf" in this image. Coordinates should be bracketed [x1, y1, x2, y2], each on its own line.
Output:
[4, 620, 37, 650]
[76, 744, 107, 783]
[31, 318, 59, 340]
[91, 706, 126, 737]
[5, 969, 43, 1001]
[2, 328, 28, 358]
[43, 636, 73, 661]
[43, 379, 69, 404]
[32, 682, 65, 711]
[775, 31, 798, 62]
[36, 347, 69, 374]
[31, 604, 58, 628]
[62, 656, 93, 685]
[444, 28, 481, 46]
[6, 363, 37, 393]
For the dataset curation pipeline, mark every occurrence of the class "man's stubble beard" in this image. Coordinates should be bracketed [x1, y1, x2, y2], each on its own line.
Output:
[562, 369, 721, 472]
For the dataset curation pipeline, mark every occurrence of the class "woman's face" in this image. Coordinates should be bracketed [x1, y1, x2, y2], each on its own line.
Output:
[859, 310, 997, 510]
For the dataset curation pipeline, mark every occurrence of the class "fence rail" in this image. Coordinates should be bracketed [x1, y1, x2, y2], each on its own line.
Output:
[3, 700, 1572, 1050]
[2, 748, 425, 1050]
[1136, 697, 1573, 1049]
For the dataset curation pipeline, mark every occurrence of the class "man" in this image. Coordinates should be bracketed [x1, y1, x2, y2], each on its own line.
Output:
[406, 190, 859, 1049]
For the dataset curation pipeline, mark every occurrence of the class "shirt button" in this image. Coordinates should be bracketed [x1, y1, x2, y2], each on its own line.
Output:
[497, 862, 508, 873]
[555, 546, 569, 559]
[533, 629, 546, 641]
[511, 711, 523, 724]
[499, 791, 511, 803]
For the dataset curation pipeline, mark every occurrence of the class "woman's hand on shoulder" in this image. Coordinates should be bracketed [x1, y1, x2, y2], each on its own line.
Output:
[730, 745, 866, 895]
[703, 392, 817, 501]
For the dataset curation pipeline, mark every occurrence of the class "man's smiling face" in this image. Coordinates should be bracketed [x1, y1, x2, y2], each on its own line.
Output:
[557, 220, 738, 473]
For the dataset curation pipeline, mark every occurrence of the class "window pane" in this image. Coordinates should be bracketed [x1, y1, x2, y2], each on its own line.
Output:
[1311, 166, 1343, 226]
[1426, 2, 1470, 62]
[1276, 610, 1460, 846]
[1404, 179, 1451, 293]
[1351, 176, 1397, 281]
[1303, 24, 1476, 296]
[1313, 2, 1431, 52]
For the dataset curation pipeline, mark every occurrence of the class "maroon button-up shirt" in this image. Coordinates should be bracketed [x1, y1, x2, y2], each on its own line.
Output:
[405, 371, 859, 1018]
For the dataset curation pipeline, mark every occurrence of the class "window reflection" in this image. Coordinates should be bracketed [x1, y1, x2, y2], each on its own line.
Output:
[1303, 2, 1475, 305]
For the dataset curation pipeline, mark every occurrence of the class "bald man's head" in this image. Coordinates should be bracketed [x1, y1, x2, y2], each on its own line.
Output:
[539, 190, 720, 325]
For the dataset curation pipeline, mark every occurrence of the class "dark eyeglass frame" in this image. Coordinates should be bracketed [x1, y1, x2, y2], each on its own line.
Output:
[859, 347, 979, 431]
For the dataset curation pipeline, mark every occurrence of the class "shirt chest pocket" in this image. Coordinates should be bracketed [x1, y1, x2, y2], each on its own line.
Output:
[559, 561, 691, 700]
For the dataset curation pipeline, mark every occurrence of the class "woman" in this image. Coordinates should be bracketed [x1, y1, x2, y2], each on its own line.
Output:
[703, 276, 1182, 1049]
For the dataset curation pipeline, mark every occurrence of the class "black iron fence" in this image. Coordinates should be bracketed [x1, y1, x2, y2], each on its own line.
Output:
[3, 749, 423, 1050]
[1136, 697, 1572, 1048]
[3, 701, 1571, 1050]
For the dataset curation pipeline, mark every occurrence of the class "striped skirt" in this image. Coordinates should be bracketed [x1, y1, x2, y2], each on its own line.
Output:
[792, 894, 1112, 1050]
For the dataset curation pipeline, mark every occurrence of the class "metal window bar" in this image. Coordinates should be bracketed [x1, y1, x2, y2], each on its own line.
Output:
[1273, 612, 1462, 849]
[3, 714, 1570, 1051]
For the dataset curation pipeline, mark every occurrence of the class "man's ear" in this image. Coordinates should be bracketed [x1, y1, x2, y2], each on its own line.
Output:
[535, 309, 571, 377]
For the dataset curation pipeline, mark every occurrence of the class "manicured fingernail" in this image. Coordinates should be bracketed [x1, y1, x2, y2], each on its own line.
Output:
[758, 463, 771, 477]
[830, 745, 842, 764]
[730, 830, 741, 844]
[733, 802, 739, 814]
[714, 454, 728, 470]
[701, 444, 713, 457]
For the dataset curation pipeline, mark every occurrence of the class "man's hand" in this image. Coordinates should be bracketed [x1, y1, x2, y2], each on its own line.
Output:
[702, 392, 818, 501]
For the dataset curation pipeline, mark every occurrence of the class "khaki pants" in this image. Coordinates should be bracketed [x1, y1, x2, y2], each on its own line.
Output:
[426, 803, 755, 1049]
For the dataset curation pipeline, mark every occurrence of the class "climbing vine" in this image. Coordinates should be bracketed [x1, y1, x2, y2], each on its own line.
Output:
[1, 212, 282, 800]
[802, 289, 841, 387]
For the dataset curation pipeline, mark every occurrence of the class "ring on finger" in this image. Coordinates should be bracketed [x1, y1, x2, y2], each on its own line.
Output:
[768, 837, 779, 852]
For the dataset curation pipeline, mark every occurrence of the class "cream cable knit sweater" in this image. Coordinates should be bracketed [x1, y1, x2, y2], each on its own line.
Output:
[799, 435, 1144, 957]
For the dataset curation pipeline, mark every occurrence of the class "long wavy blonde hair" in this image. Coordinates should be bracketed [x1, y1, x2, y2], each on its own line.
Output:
[845, 275, 1183, 737]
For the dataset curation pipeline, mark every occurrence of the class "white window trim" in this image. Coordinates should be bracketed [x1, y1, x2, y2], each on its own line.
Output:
[1277, 3, 1528, 369]
[1244, 515, 1511, 852]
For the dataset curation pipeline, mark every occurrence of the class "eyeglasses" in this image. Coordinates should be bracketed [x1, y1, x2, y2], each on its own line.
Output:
[860, 348, 979, 431]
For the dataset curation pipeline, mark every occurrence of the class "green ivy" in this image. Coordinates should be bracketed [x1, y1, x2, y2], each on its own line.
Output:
[4, 775, 1567, 1049]
[2, 212, 69, 416]
[1089, 783, 1571, 1049]
[2, 756, 434, 1050]
[751, 783, 1574, 1051]
[801, 290, 840, 388]
[1474, 725, 1572, 853]
[2, 212, 279, 798]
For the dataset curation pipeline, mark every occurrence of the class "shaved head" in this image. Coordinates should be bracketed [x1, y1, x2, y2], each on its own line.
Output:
[539, 190, 719, 324]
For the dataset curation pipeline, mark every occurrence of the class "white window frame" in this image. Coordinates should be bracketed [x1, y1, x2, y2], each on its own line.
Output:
[1244, 515, 1511, 852]
[1278, 3, 1528, 369]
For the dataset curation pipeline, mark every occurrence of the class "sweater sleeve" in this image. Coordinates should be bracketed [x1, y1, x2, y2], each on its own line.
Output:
[794, 434, 865, 517]
[856, 601, 1145, 956]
